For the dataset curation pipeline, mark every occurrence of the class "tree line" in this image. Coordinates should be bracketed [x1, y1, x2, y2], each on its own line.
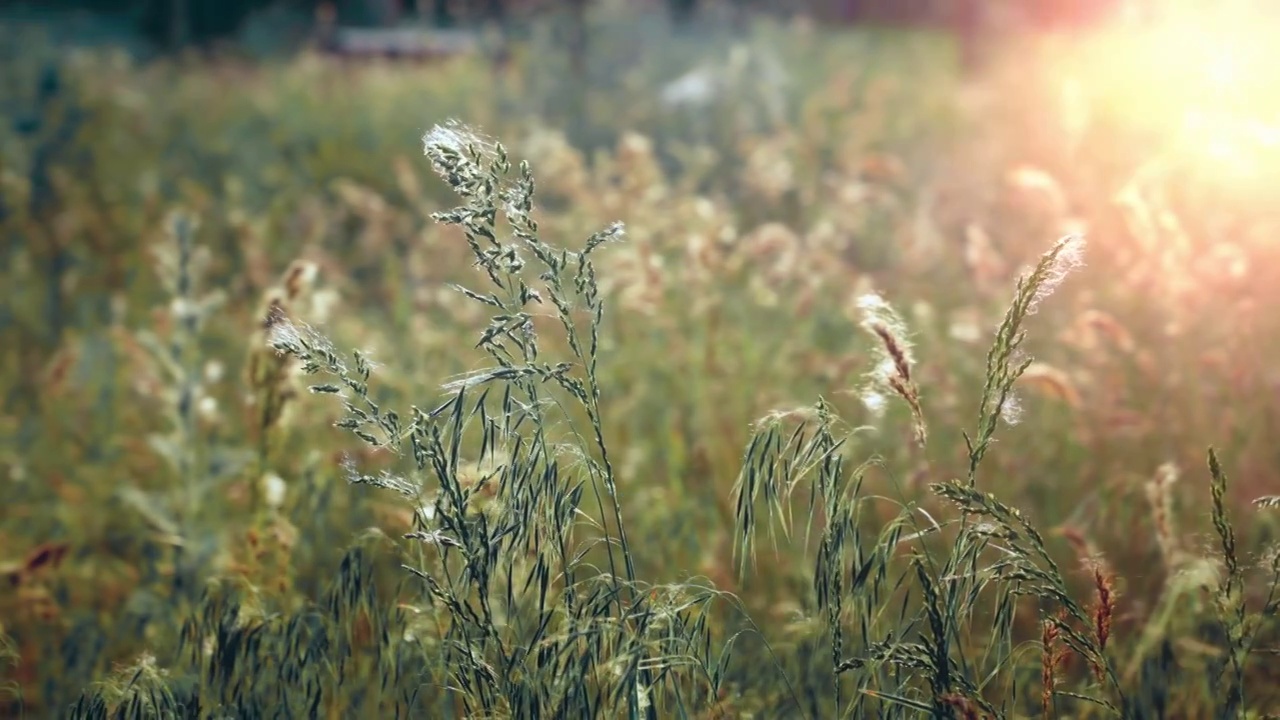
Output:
[28, 0, 1136, 52]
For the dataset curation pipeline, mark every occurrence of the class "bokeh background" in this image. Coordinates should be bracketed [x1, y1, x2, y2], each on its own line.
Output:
[2, 0, 1279, 717]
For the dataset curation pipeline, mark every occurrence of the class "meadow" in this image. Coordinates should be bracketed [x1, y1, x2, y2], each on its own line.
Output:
[2, 3, 1279, 718]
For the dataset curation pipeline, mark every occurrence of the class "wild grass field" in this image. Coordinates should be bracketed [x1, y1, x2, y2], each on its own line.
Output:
[2, 2, 1279, 718]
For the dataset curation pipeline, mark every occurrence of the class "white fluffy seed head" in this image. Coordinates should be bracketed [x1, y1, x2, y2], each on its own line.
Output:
[1027, 234, 1086, 315]
[261, 472, 286, 511]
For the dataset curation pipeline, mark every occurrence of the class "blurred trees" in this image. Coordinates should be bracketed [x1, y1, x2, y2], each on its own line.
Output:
[20, 0, 1141, 53]
[22, 0, 515, 49]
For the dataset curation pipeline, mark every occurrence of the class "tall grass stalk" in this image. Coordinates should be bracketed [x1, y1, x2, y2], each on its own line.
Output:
[267, 122, 739, 718]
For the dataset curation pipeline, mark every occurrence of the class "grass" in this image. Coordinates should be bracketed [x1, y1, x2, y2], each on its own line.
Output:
[2, 3, 1280, 718]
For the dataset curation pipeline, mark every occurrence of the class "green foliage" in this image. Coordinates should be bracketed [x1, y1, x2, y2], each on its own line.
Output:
[3, 5, 1280, 719]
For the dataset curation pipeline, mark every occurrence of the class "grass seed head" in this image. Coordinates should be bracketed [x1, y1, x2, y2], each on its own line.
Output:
[855, 293, 926, 446]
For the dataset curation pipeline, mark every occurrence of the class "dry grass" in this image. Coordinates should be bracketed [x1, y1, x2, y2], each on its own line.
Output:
[2, 4, 1280, 718]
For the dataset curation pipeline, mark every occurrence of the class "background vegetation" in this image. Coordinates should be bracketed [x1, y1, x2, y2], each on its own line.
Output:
[2, 0, 1278, 717]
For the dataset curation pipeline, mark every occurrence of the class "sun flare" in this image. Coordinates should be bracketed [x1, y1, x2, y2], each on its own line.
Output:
[1049, 2, 1280, 182]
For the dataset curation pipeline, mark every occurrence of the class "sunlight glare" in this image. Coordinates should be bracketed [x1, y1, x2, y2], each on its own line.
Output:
[1053, 2, 1280, 186]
